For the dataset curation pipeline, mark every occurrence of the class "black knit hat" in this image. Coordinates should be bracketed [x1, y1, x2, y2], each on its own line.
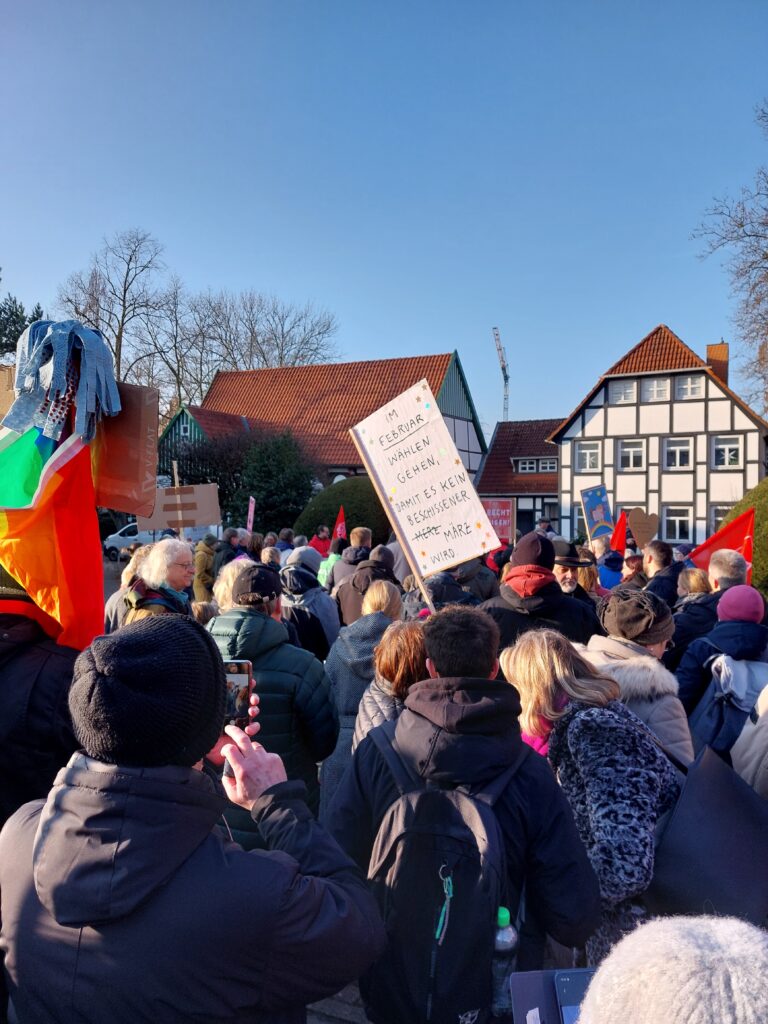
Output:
[68, 616, 226, 767]
[597, 589, 674, 645]
[510, 532, 556, 570]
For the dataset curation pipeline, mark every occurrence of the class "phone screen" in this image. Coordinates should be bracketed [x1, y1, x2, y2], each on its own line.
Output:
[554, 970, 595, 1024]
[223, 661, 253, 731]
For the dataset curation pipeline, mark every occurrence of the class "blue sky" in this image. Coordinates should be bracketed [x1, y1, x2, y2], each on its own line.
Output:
[2, 1, 767, 439]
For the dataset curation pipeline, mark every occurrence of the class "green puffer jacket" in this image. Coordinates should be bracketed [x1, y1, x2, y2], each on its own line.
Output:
[208, 608, 338, 821]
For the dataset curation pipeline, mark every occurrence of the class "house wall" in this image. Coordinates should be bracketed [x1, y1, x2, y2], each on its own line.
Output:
[557, 372, 766, 543]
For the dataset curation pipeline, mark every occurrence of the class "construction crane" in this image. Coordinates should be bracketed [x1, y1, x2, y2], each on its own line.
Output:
[493, 326, 509, 421]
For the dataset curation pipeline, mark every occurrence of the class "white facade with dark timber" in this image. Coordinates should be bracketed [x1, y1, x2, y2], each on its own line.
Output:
[549, 325, 768, 545]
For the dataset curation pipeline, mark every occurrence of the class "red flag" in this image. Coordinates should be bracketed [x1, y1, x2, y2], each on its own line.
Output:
[332, 505, 347, 540]
[689, 508, 754, 583]
[610, 509, 627, 554]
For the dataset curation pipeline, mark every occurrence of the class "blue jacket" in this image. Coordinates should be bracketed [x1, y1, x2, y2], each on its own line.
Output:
[676, 620, 768, 714]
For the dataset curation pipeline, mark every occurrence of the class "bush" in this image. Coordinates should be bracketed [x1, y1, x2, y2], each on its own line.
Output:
[294, 476, 391, 545]
[722, 480, 768, 596]
[231, 433, 315, 532]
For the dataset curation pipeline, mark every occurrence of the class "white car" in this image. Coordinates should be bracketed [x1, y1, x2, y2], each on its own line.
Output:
[102, 523, 157, 561]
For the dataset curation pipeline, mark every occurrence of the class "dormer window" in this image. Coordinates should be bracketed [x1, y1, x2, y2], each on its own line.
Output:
[609, 380, 636, 404]
[539, 458, 558, 472]
[518, 459, 537, 473]
[675, 375, 704, 400]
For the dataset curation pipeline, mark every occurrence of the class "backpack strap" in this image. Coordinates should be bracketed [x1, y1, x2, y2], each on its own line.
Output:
[368, 720, 423, 794]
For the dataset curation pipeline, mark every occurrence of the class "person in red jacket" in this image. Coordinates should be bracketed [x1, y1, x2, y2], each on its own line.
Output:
[308, 524, 331, 559]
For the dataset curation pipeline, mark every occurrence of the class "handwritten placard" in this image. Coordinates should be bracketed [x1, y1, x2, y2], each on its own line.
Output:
[350, 379, 499, 577]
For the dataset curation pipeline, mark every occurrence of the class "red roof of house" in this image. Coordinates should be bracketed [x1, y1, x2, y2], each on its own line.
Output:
[201, 354, 454, 467]
[186, 405, 255, 440]
[475, 419, 561, 495]
[604, 324, 706, 376]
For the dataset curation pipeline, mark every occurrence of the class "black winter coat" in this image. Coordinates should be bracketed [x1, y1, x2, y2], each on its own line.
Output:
[480, 581, 602, 651]
[325, 677, 602, 976]
[320, 611, 393, 820]
[548, 701, 680, 964]
[0, 614, 78, 829]
[644, 562, 684, 609]
[452, 559, 500, 602]
[352, 676, 405, 752]
[209, 608, 338, 815]
[664, 591, 723, 670]
[0, 756, 385, 1023]
[675, 619, 768, 714]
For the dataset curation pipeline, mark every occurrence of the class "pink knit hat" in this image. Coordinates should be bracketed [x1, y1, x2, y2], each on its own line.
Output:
[716, 584, 765, 624]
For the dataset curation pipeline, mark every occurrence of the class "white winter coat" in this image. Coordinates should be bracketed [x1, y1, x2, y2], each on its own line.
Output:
[578, 634, 694, 764]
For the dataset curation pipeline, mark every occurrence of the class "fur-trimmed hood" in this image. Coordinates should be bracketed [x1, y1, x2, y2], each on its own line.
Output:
[579, 634, 680, 701]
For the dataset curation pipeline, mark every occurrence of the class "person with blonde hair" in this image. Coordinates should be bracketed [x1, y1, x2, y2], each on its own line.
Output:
[104, 543, 153, 633]
[319, 580, 401, 820]
[260, 545, 282, 569]
[501, 629, 680, 964]
[212, 557, 256, 614]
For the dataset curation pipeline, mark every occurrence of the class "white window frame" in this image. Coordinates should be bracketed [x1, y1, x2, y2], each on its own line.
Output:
[538, 457, 558, 472]
[180, 421, 190, 437]
[518, 458, 537, 473]
[640, 377, 669, 402]
[663, 436, 692, 470]
[575, 441, 600, 472]
[609, 380, 637, 404]
[573, 506, 587, 540]
[663, 505, 693, 543]
[617, 438, 645, 471]
[712, 435, 743, 470]
[710, 505, 733, 535]
[675, 375, 704, 400]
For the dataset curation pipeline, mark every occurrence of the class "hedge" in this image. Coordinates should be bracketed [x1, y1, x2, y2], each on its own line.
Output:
[293, 476, 391, 545]
[721, 479, 768, 596]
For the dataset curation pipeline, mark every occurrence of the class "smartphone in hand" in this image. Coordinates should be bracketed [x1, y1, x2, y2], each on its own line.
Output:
[207, 660, 254, 769]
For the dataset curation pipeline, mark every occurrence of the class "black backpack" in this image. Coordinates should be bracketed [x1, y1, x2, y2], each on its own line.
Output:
[364, 721, 527, 1024]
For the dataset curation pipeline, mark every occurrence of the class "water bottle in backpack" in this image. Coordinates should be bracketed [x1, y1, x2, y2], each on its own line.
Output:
[490, 905, 518, 1019]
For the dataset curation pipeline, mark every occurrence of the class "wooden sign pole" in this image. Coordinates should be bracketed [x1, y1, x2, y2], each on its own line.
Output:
[349, 429, 436, 614]
[171, 460, 186, 541]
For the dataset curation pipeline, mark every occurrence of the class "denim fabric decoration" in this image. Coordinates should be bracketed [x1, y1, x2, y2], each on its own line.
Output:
[2, 320, 121, 442]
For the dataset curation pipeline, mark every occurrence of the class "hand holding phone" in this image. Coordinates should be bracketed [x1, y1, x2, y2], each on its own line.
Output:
[220, 725, 287, 809]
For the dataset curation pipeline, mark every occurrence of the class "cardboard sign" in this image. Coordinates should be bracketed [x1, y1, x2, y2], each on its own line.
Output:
[350, 379, 499, 577]
[627, 507, 660, 549]
[92, 383, 159, 516]
[481, 498, 516, 543]
[246, 496, 255, 533]
[580, 484, 614, 539]
[137, 483, 221, 533]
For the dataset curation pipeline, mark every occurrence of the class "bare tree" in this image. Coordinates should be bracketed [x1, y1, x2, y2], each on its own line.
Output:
[57, 228, 165, 380]
[696, 101, 768, 412]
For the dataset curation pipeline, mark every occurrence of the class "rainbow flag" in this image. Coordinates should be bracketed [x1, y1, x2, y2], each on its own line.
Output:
[0, 428, 104, 650]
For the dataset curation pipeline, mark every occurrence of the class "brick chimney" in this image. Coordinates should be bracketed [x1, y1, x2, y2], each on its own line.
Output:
[707, 342, 729, 386]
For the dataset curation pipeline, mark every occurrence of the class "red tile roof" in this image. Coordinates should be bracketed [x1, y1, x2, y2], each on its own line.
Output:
[475, 419, 561, 495]
[604, 324, 705, 376]
[201, 354, 454, 467]
[186, 405, 255, 440]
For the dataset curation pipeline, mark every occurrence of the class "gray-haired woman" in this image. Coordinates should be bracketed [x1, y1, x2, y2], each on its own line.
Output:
[124, 538, 196, 624]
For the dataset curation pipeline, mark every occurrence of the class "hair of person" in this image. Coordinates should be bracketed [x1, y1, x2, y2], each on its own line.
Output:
[317, 524, 329, 535]
[708, 548, 748, 588]
[222, 526, 239, 544]
[422, 606, 500, 679]
[591, 535, 611, 556]
[191, 600, 216, 625]
[260, 546, 281, 567]
[293, 534, 308, 547]
[212, 558, 256, 614]
[247, 532, 264, 559]
[644, 539, 673, 568]
[678, 567, 712, 596]
[402, 573, 418, 592]
[278, 527, 294, 543]
[577, 562, 600, 594]
[500, 629, 620, 738]
[374, 620, 428, 699]
[501, 561, 515, 583]
[350, 526, 372, 547]
[362, 579, 402, 620]
[139, 539, 193, 590]
[329, 536, 349, 555]
[263, 531, 278, 547]
[121, 544, 153, 587]
[234, 528, 249, 544]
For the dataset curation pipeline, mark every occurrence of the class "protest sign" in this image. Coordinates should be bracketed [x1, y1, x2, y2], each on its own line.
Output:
[92, 383, 159, 517]
[246, 496, 255, 533]
[137, 483, 221, 533]
[350, 379, 499, 578]
[481, 498, 516, 543]
[579, 484, 614, 539]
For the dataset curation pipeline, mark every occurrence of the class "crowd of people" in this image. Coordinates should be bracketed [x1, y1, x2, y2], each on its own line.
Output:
[0, 513, 767, 1023]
